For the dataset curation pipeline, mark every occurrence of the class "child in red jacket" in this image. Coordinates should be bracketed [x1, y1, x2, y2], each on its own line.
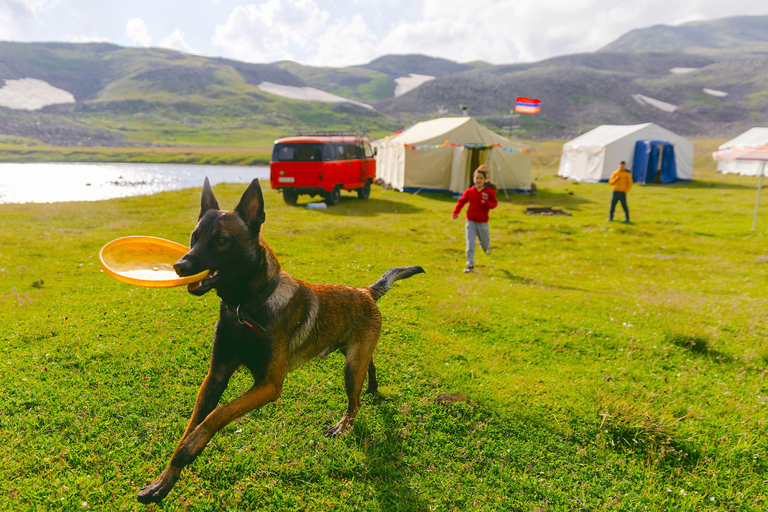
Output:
[451, 165, 497, 272]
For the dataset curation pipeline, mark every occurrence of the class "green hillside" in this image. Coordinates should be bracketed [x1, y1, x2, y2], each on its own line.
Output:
[274, 61, 396, 103]
[599, 15, 768, 56]
[360, 54, 477, 77]
[376, 51, 768, 138]
[0, 42, 396, 149]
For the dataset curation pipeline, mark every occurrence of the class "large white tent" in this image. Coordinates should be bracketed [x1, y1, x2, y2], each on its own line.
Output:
[558, 123, 694, 183]
[717, 127, 768, 176]
[374, 117, 531, 194]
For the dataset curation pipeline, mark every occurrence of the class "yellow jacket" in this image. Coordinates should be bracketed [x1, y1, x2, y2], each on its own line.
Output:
[609, 169, 633, 192]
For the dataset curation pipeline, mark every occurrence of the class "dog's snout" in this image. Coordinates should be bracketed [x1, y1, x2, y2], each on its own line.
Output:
[174, 257, 193, 277]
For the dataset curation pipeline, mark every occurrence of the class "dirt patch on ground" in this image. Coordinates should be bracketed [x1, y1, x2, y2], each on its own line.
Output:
[524, 207, 572, 216]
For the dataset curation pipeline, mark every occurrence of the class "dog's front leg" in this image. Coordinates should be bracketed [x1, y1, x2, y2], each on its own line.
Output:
[171, 376, 284, 467]
[138, 359, 238, 504]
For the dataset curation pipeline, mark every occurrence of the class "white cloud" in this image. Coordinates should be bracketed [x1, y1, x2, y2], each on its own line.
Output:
[307, 15, 377, 67]
[2, 0, 768, 68]
[0, 3, 32, 39]
[0, 0, 61, 39]
[212, 0, 330, 62]
[375, 0, 768, 64]
[126, 17, 152, 48]
[159, 29, 195, 54]
[16, 0, 61, 13]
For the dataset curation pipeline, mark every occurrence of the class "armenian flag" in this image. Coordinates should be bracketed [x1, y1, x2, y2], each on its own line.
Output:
[515, 97, 541, 114]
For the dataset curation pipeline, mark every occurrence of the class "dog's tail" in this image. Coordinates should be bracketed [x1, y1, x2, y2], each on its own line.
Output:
[368, 266, 425, 301]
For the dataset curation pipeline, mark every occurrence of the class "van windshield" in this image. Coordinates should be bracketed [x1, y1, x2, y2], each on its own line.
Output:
[272, 144, 325, 162]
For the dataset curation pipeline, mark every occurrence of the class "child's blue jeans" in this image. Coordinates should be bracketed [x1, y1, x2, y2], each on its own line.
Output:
[465, 220, 490, 267]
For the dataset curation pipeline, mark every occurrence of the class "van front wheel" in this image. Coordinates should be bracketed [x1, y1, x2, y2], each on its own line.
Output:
[357, 182, 371, 199]
[283, 189, 298, 205]
[324, 186, 341, 206]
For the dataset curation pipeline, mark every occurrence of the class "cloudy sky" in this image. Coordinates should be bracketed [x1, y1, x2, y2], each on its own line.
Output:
[2, 0, 767, 67]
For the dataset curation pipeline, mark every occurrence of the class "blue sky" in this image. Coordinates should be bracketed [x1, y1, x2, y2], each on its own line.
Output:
[2, 0, 767, 67]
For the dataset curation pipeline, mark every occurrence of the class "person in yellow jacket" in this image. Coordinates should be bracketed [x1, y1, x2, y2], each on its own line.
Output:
[608, 161, 633, 223]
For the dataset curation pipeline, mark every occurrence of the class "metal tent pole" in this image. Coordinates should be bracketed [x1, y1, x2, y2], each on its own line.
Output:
[753, 160, 765, 232]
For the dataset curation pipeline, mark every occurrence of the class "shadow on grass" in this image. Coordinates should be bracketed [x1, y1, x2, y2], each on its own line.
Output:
[391, 191, 457, 203]
[499, 269, 621, 296]
[295, 197, 425, 216]
[597, 394, 702, 470]
[647, 180, 755, 191]
[666, 332, 734, 363]
[499, 269, 536, 285]
[388, 189, 596, 211]
[353, 394, 429, 512]
[516, 188, 595, 212]
[601, 422, 702, 470]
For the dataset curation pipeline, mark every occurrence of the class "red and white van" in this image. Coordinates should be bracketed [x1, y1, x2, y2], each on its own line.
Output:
[270, 135, 376, 205]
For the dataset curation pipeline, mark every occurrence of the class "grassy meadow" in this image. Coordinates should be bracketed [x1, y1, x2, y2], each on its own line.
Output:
[1, 141, 767, 511]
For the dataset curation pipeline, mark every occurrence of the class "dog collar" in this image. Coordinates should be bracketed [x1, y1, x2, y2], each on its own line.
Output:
[225, 273, 281, 334]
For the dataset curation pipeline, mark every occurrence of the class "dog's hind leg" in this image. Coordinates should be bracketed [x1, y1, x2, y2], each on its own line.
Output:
[324, 334, 378, 437]
[365, 358, 378, 394]
[336, 347, 376, 392]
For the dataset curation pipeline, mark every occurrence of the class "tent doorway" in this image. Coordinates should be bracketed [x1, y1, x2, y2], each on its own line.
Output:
[467, 147, 491, 181]
[632, 140, 677, 184]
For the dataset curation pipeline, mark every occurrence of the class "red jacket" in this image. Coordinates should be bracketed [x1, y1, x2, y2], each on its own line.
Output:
[453, 186, 497, 223]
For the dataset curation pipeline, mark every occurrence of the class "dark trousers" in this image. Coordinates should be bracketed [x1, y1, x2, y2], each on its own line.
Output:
[610, 191, 629, 221]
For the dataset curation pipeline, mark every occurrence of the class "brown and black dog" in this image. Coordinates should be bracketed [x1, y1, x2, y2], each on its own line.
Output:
[137, 178, 424, 504]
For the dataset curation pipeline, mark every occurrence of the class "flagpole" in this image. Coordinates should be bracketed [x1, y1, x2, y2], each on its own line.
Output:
[753, 160, 765, 232]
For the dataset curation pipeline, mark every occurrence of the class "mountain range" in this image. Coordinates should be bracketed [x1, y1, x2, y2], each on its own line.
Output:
[0, 14, 767, 147]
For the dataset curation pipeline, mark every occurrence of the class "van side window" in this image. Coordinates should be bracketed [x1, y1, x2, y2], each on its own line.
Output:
[364, 143, 374, 158]
[323, 143, 335, 161]
[344, 143, 361, 160]
[333, 143, 346, 160]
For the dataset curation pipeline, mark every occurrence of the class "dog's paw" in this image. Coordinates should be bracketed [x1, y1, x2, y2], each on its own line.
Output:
[137, 467, 180, 504]
[323, 416, 353, 437]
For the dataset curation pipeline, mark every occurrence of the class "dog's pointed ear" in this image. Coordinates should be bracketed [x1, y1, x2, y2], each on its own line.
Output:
[199, 177, 220, 220]
[234, 179, 266, 234]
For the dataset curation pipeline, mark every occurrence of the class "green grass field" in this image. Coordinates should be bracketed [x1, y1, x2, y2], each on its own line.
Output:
[1, 143, 767, 511]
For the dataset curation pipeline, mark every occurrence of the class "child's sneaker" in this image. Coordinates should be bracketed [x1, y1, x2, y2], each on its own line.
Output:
[463, 266, 473, 273]
[484, 248, 491, 255]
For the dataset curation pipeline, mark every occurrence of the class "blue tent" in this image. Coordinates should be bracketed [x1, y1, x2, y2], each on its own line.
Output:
[632, 140, 678, 184]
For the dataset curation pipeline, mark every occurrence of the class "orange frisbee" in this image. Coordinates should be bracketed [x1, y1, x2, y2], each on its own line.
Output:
[99, 236, 208, 288]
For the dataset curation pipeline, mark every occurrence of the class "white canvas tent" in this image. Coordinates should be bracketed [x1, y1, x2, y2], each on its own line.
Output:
[374, 117, 531, 194]
[558, 123, 694, 183]
[717, 128, 768, 176]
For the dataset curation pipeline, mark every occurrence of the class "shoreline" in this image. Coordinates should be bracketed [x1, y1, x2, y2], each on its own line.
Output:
[0, 145, 273, 166]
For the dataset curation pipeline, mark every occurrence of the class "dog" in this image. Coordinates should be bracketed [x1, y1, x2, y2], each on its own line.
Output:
[137, 178, 424, 504]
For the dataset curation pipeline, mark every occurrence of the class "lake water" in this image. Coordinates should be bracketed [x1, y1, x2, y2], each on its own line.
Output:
[0, 162, 270, 204]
